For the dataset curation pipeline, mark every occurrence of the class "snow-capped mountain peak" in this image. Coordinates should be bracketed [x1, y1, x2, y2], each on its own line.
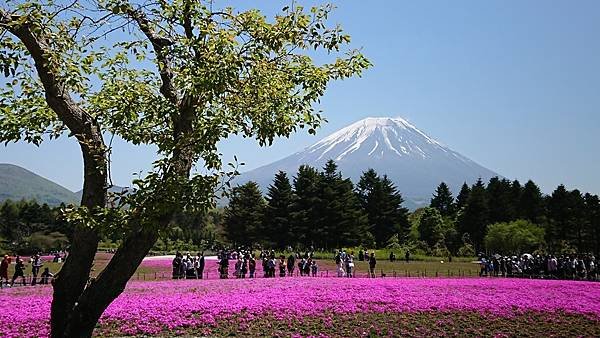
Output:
[238, 116, 499, 209]
[306, 116, 448, 162]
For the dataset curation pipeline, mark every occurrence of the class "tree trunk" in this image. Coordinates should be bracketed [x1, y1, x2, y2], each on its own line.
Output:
[3, 9, 195, 337]
[51, 140, 107, 338]
[61, 228, 160, 337]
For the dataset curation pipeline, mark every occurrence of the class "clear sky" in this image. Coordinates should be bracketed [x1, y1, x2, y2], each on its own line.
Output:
[1, 0, 599, 195]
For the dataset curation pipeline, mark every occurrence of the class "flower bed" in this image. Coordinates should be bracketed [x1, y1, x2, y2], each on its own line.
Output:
[1, 278, 599, 337]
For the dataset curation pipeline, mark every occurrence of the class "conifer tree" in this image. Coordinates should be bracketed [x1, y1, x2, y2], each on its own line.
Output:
[291, 165, 322, 248]
[430, 182, 455, 217]
[510, 179, 523, 209]
[357, 169, 410, 247]
[224, 182, 266, 247]
[455, 182, 471, 212]
[547, 185, 571, 249]
[319, 160, 368, 248]
[458, 179, 489, 251]
[518, 180, 545, 224]
[486, 177, 515, 224]
[264, 171, 295, 249]
[569, 189, 586, 250]
[584, 193, 600, 255]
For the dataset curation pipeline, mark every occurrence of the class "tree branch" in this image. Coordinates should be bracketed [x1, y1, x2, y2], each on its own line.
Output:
[126, 7, 179, 107]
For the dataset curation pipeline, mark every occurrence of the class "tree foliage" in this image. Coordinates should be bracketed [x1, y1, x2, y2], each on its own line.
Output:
[0, 1, 370, 335]
[484, 220, 545, 255]
[356, 169, 410, 247]
[224, 182, 266, 247]
[417, 207, 445, 247]
[264, 171, 295, 248]
[430, 182, 455, 217]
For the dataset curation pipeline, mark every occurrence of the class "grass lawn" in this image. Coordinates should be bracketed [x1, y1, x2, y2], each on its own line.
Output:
[4, 252, 479, 283]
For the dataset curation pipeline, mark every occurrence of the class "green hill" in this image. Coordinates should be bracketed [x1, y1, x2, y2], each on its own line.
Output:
[0, 163, 79, 206]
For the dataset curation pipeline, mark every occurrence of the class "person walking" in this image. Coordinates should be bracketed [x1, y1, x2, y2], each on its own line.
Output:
[279, 256, 286, 277]
[248, 256, 256, 278]
[197, 252, 205, 279]
[31, 254, 43, 286]
[368, 252, 377, 278]
[40, 267, 54, 284]
[11, 256, 26, 286]
[172, 252, 182, 279]
[287, 254, 295, 277]
[0, 255, 9, 288]
[311, 260, 318, 277]
[346, 251, 355, 278]
[405, 250, 410, 263]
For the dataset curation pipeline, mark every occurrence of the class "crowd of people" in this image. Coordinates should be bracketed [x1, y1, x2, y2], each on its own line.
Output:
[478, 253, 598, 281]
[0, 254, 55, 288]
[213, 249, 320, 279]
[171, 252, 206, 279]
[2, 249, 598, 288]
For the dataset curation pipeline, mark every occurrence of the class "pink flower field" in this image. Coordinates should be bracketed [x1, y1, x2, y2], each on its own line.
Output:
[1, 278, 599, 337]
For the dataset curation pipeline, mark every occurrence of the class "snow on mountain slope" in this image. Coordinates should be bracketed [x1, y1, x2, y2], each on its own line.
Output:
[238, 117, 499, 209]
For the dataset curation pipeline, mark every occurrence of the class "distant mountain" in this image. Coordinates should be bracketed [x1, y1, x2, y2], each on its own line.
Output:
[239, 117, 499, 209]
[0, 163, 79, 206]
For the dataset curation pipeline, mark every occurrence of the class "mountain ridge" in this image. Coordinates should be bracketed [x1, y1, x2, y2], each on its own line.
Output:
[238, 116, 499, 209]
[0, 163, 79, 206]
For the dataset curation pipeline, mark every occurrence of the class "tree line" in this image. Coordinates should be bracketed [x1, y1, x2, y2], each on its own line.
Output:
[225, 160, 410, 249]
[225, 161, 600, 256]
[443, 177, 600, 255]
[2, 161, 598, 257]
[0, 199, 70, 253]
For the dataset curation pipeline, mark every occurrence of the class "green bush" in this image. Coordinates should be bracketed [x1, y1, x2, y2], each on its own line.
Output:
[24, 231, 69, 253]
[485, 220, 545, 255]
[457, 243, 475, 257]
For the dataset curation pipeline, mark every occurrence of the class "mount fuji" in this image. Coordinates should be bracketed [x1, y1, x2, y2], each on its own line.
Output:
[239, 117, 499, 209]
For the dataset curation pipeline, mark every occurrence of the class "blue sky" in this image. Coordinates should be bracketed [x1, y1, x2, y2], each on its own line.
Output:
[1, 0, 599, 195]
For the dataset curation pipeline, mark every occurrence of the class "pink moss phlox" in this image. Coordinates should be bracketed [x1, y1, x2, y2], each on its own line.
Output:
[1, 278, 599, 337]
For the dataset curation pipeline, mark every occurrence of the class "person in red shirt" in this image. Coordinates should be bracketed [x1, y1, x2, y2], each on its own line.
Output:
[1, 255, 10, 287]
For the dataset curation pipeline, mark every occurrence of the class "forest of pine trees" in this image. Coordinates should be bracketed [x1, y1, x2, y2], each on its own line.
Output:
[223, 163, 599, 256]
[1, 160, 599, 256]
[224, 161, 405, 249]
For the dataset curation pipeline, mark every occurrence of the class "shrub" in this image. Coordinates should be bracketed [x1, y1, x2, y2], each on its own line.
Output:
[457, 243, 475, 257]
